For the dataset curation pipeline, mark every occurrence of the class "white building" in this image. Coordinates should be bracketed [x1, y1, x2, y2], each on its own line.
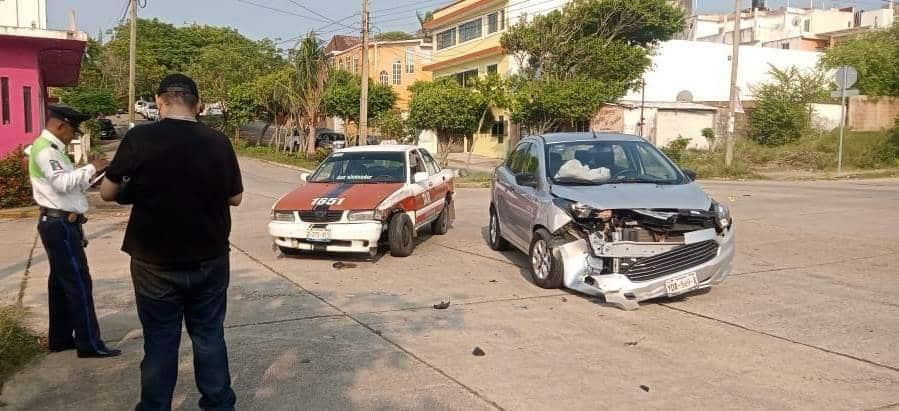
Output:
[0, 0, 47, 29]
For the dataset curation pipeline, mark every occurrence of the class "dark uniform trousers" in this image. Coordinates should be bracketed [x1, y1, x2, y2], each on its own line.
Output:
[37, 214, 104, 352]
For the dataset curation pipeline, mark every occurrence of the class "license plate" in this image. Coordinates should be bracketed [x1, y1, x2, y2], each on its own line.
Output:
[665, 272, 698, 296]
[307, 228, 330, 242]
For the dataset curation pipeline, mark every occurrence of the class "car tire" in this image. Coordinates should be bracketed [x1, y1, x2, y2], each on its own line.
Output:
[278, 246, 303, 256]
[487, 206, 510, 251]
[431, 199, 451, 235]
[388, 213, 415, 257]
[529, 229, 564, 289]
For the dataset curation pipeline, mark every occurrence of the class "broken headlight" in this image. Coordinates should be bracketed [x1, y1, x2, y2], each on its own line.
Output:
[552, 198, 610, 220]
[347, 210, 383, 222]
[272, 210, 296, 222]
[711, 201, 731, 229]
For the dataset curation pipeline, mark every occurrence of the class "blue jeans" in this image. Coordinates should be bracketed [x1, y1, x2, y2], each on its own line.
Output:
[131, 254, 236, 411]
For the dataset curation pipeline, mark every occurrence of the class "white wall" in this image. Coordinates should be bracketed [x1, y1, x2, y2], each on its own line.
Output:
[623, 40, 821, 103]
[655, 110, 716, 149]
[860, 9, 895, 29]
[507, 0, 570, 24]
[811, 103, 843, 131]
[0, 0, 47, 29]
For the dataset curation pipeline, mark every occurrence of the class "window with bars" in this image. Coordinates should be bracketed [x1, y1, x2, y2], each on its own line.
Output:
[436, 28, 456, 50]
[353, 56, 359, 74]
[453, 69, 479, 87]
[1, 77, 9, 125]
[487, 64, 498, 76]
[405, 48, 414, 74]
[23, 86, 32, 133]
[488, 12, 499, 33]
[392, 60, 402, 85]
[380, 70, 389, 85]
[459, 18, 482, 42]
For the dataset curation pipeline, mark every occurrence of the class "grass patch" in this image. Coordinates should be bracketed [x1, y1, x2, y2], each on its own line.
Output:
[234, 141, 320, 171]
[670, 128, 898, 179]
[0, 306, 44, 389]
[456, 171, 493, 188]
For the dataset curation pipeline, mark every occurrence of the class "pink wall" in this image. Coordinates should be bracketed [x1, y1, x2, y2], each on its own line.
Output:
[0, 39, 44, 157]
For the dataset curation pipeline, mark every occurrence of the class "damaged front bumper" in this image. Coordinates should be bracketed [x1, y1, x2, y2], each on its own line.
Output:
[556, 227, 735, 310]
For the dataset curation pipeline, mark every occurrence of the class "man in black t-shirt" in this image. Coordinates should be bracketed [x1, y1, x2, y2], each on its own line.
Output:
[100, 74, 241, 411]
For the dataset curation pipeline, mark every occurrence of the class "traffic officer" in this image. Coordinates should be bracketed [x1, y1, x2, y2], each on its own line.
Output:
[28, 105, 121, 358]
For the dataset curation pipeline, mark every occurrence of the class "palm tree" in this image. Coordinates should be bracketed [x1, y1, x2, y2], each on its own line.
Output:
[289, 32, 330, 157]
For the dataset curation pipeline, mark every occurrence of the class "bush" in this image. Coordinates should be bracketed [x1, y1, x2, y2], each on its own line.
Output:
[312, 147, 331, 164]
[660, 136, 691, 163]
[889, 119, 899, 157]
[0, 148, 35, 209]
[0, 306, 44, 387]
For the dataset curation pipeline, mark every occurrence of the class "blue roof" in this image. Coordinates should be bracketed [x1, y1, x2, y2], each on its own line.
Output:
[535, 132, 647, 144]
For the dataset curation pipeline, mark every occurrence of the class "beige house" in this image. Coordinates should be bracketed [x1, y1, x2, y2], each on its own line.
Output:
[331, 39, 433, 111]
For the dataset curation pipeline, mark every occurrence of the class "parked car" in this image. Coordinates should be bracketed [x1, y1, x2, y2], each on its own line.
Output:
[144, 103, 159, 121]
[269, 145, 454, 257]
[134, 100, 147, 114]
[315, 132, 347, 150]
[98, 118, 118, 140]
[488, 132, 735, 310]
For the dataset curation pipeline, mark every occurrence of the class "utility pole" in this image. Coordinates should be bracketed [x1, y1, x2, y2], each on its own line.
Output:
[725, 0, 741, 167]
[128, 0, 137, 128]
[358, 0, 370, 146]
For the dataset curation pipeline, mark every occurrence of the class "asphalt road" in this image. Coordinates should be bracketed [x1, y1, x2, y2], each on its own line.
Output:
[1, 157, 897, 410]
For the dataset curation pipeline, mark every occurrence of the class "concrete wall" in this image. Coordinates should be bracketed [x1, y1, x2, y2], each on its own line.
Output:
[623, 40, 821, 103]
[0, 0, 47, 29]
[655, 110, 717, 150]
[811, 103, 843, 131]
[848, 96, 899, 131]
[860, 9, 895, 29]
[0, 38, 43, 156]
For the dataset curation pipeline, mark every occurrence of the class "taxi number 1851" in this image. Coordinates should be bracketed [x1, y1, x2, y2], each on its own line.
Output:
[311, 197, 346, 206]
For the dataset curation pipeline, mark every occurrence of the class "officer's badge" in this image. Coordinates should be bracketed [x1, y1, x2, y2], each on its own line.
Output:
[49, 160, 63, 171]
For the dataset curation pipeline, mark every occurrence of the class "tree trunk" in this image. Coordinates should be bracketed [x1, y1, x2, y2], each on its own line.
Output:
[468, 107, 489, 172]
[306, 115, 317, 158]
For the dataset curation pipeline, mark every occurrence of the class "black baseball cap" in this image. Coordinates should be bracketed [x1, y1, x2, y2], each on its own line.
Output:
[156, 73, 199, 98]
[47, 104, 91, 130]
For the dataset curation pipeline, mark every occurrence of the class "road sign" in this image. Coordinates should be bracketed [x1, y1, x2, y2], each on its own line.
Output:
[831, 89, 860, 98]
[835, 66, 858, 89]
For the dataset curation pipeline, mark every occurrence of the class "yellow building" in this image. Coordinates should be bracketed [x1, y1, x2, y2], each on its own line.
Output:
[331, 39, 433, 111]
[423, 0, 516, 158]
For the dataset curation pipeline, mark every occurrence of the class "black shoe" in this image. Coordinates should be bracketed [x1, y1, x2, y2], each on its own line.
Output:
[77, 348, 122, 358]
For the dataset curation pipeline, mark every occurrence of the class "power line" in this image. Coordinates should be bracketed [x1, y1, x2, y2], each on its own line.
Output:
[234, 0, 337, 24]
[283, 0, 360, 30]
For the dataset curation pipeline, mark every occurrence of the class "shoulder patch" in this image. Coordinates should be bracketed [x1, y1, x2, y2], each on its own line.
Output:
[50, 160, 64, 171]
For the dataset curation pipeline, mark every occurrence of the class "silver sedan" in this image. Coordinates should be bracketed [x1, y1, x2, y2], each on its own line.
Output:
[488, 132, 735, 310]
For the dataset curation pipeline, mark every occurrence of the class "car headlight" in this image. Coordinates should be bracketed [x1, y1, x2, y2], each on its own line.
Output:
[552, 198, 610, 220]
[347, 210, 382, 221]
[711, 201, 731, 229]
[272, 211, 296, 222]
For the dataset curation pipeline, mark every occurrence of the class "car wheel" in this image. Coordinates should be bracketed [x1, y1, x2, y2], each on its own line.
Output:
[388, 213, 414, 257]
[278, 246, 303, 256]
[529, 229, 564, 289]
[430, 200, 451, 235]
[487, 206, 510, 251]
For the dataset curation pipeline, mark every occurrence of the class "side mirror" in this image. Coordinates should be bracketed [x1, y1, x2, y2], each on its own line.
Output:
[515, 173, 538, 188]
[299, 172, 310, 182]
[682, 169, 697, 181]
[413, 171, 429, 184]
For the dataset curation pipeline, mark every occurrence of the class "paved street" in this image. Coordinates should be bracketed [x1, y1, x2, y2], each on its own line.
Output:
[1, 157, 898, 410]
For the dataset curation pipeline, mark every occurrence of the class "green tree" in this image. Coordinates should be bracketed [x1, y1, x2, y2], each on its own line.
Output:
[408, 79, 485, 162]
[373, 31, 415, 41]
[821, 25, 899, 97]
[324, 70, 397, 144]
[58, 87, 118, 117]
[749, 65, 829, 146]
[373, 109, 409, 141]
[501, 0, 684, 134]
[283, 32, 331, 157]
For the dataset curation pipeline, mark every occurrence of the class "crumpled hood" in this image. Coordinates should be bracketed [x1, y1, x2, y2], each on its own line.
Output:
[551, 183, 712, 210]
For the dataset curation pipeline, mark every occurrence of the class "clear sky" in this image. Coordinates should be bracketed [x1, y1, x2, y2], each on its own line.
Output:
[48, 0, 891, 43]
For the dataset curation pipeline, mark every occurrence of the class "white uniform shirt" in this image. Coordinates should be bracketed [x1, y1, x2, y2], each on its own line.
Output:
[28, 130, 97, 214]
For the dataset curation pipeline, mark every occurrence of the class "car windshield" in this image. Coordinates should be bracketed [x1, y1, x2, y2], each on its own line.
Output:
[310, 151, 406, 184]
[546, 140, 684, 185]
[147, 103, 157, 109]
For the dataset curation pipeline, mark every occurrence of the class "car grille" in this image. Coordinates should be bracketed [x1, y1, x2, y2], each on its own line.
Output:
[622, 240, 719, 282]
[298, 210, 344, 223]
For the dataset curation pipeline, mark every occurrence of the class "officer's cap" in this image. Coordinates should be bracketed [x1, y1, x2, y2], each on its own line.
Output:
[47, 105, 91, 130]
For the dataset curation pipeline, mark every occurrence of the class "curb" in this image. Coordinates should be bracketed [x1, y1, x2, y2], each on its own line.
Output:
[0, 206, 39, 220]
[252, 158, 313, 173]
